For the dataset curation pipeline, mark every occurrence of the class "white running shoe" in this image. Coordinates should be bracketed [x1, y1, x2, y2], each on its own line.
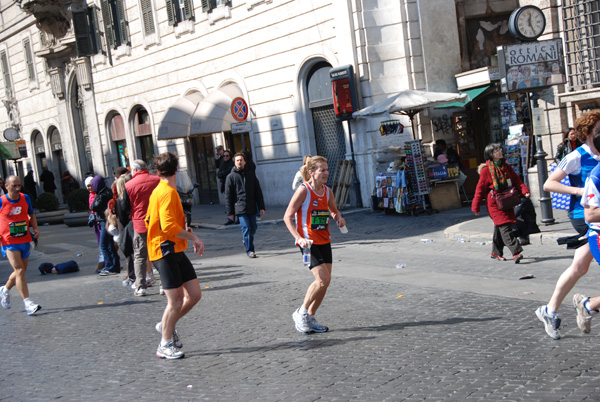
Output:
[292, 308, 312, 333]
[155, 322, 182, 348]
[0, 286, 10, 309]
[134, 288, 148, 297]
[159, 286, 165, 295]
[25, 302, 41, 316]
[156, 341, 184, 360]
[308, 316, 329, 333]
[535, 305, 561, 340]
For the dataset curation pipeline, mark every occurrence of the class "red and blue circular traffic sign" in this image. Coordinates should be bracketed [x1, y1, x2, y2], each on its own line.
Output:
[231, 97, 249, 122]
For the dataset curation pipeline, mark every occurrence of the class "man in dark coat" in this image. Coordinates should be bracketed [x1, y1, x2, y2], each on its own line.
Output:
[217, 150, 235, 225]
[225, 153, 265, 258]
[40, 168, 56, 194]
[24, 170, 37, 201]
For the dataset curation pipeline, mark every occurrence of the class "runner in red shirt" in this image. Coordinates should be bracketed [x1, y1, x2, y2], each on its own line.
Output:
[0, 175, 41, 315]
[283, 156, 346, 333]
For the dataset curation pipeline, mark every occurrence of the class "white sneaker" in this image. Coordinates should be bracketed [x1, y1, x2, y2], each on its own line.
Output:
[292, 308, 312, 333]
[134, 288, 148, 297]
[159, 286, 165, 295]
[25, 302, 41, 316]
[308, 316, 329, 333]
[0, 286, 10, 309]
[155, 322, 182, 348]
[156, 341, 184, 360]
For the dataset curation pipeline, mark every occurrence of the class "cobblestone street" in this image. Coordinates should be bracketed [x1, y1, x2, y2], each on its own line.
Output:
[2, 207, 600, 401]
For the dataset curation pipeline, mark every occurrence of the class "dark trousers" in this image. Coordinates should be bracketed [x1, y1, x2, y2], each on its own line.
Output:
[492, 223, 523, 257]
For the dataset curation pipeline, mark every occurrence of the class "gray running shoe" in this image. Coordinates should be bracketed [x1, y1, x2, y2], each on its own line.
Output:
[155, 322, 182, 348]
[26, 302, 41, 316]
[156, 341, 184, 360]
[308, 316, 329, 333]
[0, 286, 10, 309]
[292, 308, 312, 333]
[573, 293, 593, 334]
[535, 305, 561, 340]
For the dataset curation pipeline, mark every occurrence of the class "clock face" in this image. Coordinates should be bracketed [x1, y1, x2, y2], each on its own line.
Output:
[510, 6, 546, 41]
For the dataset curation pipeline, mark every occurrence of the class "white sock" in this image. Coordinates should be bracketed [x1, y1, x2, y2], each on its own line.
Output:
[160, 339, 171, 347]
[23, 297, 31, 306]
[299, 306, 308, 315]
[546, 306, 557, 317]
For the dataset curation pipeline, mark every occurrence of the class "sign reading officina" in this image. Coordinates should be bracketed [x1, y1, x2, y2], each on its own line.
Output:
[497, 39, 566, 93]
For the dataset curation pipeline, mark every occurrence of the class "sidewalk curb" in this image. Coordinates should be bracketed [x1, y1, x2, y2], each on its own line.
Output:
[444, 220, 577, 246]
[194, 207, 370, 230]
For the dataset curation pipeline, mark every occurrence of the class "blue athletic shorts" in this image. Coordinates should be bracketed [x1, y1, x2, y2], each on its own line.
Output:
[1, 243, 31, 259]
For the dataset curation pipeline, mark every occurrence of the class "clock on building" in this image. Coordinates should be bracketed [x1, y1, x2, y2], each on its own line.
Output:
[3, 127, 18, 141]
[509, 5, 546, 41]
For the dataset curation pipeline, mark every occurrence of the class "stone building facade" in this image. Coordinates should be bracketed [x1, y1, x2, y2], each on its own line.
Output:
[0, 0, 595, 208]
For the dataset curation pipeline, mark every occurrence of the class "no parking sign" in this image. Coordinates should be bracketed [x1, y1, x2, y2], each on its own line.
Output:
[231, 97, 248, 122]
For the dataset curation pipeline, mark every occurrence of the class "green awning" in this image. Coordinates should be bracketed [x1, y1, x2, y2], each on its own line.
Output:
[435, 85, 490, 109]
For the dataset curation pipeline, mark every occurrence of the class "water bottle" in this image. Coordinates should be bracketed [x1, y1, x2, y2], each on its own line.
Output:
[301, 240, 313, 268]
[339, 224, 348, 234]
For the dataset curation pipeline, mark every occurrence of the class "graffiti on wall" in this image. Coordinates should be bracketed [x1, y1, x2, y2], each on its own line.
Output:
[432, 114, 453, 137]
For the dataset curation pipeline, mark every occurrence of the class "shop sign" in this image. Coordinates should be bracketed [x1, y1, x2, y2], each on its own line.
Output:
[497, 39, 566, 93]
[0, 141, 21, 160]
[231, 121, 252, 133]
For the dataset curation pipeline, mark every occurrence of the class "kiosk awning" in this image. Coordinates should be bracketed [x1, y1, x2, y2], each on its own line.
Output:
[434, 85, 490, 109]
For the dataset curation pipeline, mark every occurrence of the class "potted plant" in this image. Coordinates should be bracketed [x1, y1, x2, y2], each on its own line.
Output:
[34, 192, 67, 225]
[64, 188, 91, 227]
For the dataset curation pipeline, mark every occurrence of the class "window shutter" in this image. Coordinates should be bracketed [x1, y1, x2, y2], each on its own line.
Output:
[100, 0, 116, 48]
[183, 0, 194, 20]
[166, 0, 176, 25]
[116, 0, 130, 46]
[23, 39, 35, 81]
[73, 10, 93, 57]
[201, 0, 210, 12]
[89, 7, 103, 55]
[1, 51, 12, 98]
[140, 0, 155, 35]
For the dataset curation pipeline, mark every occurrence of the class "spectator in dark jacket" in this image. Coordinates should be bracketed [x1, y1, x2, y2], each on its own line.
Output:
[61, 170, 80, 200]
[217, 150, 235, 225]
[24, 170, 37, 201]
[91, 175, 120, 276]
[554, 127, 583, 164]
[40, 168, 56, 194]
[225, 152, 265, 258]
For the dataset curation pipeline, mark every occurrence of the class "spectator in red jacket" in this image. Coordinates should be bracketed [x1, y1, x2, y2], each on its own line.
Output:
[124, 160, 161, 296]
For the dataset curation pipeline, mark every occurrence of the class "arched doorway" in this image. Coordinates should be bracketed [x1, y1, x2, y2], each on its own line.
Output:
[70, 77, 93, 174]
[32, 130, 47, 171]
[108, 113, 129, 168]
[306, 61, 346, 187]
[48, 127, 66, 178]
[132, 107, 155, 167]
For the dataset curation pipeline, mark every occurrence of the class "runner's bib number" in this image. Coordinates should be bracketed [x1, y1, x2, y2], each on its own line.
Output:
[9, 221, 27, 237]
[310, 210, 329, 230]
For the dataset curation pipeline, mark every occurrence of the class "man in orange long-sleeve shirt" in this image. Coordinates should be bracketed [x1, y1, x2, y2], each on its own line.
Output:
[146, 152, 204, 360]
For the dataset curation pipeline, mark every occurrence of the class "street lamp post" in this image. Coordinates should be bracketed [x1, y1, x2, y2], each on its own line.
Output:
[530, 93, 555, 224]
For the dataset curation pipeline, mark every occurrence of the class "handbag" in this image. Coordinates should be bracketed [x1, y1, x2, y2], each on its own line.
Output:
[495, 187, 521, 211]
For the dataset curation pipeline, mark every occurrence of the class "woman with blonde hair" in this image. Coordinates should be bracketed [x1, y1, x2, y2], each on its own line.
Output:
[292, 155, 312, 190]
[284, 155, 346, 333]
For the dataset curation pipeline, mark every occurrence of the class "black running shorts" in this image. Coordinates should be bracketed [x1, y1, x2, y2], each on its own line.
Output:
[298, 242, 332, 270]
[153, 252, 197, 290]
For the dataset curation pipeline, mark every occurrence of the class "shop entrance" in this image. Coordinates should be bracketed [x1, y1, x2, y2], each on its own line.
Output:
[225, 131, 251, 154]
[191, 134, 219, 204]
